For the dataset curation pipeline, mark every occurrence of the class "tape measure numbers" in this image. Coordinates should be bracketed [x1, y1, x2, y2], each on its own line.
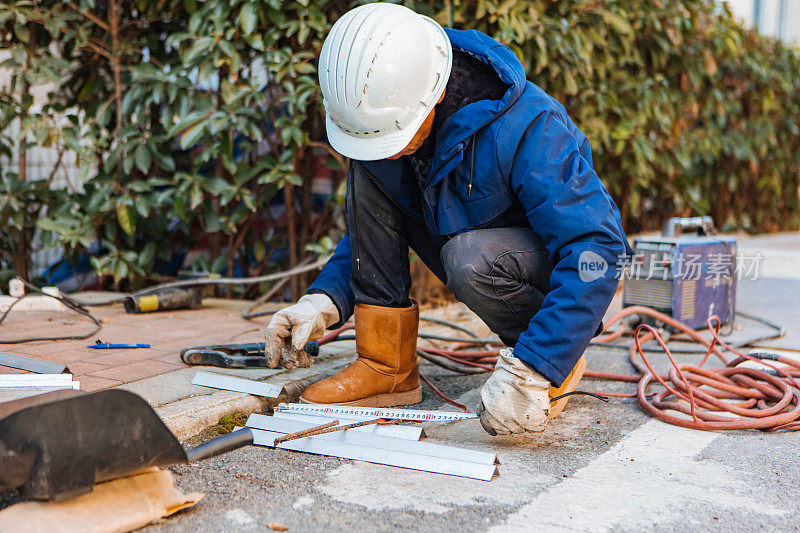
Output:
[275, 403, 477, 422]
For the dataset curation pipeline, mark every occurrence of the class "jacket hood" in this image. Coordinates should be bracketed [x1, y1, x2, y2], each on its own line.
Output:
[434, 28, 527, 151]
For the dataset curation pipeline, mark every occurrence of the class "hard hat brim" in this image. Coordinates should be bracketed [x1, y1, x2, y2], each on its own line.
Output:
[325, 113, 421, 161]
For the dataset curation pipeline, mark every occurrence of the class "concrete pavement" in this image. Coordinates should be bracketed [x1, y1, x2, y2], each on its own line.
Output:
[142, 232, 800, 532]
[148, 351, 800, 532]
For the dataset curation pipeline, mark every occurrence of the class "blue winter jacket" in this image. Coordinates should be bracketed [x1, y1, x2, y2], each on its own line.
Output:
[307, 28, 632, 386]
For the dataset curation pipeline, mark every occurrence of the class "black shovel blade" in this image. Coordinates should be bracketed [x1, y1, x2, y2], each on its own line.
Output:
[0, 389, 187, 501]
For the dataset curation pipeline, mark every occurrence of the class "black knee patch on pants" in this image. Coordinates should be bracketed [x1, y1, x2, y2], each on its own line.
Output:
[441, 228, 553, 345]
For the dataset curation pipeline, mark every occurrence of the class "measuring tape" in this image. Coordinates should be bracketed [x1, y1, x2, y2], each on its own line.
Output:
[275, 403, 477, 421]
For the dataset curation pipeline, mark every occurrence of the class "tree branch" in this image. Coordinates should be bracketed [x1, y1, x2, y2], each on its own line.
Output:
[307, 140, 347, 174]
[67, 2, 110, 32]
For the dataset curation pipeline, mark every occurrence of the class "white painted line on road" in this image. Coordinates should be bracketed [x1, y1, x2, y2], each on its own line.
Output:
[490, 420, 786, 532]
[191, 371, 282, 398]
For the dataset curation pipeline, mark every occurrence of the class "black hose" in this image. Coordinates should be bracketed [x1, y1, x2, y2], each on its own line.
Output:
[550, 391, 609, 403]
[241, 309, 280, 320]
[416, 349, 491, 374]
[0, 279, 102, 343]
[420, 316, 480, 338]
[70, 256, 329, 307]
[589, 311, 785, 354]
[132, 257, 329, 294]
[320, 333, 497, 345]
[418, 333, 500, 344]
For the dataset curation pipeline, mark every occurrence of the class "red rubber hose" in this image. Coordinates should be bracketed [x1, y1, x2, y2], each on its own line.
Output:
[316, 307, 800, 430]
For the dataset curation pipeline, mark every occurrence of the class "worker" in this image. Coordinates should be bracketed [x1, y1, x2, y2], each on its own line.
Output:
[265, 3, 632, 436]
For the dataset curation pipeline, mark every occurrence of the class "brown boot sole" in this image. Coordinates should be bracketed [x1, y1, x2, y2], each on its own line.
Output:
[299, 387, 422, 408]
[548, 356, 586, 420]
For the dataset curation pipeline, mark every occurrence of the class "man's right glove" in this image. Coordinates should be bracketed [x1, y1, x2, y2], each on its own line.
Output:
[476, 348, 551, 436]
[264, 293, 339, 369]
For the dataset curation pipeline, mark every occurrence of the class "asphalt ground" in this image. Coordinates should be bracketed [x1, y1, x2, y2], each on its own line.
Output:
[3, 274, 800, 531]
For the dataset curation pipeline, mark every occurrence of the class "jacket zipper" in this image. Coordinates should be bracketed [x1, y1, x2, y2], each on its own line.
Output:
[348, 164, 360, 270]
[468, 135, 475, 197]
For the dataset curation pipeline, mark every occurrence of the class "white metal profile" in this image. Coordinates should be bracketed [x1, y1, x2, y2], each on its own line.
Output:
[245, 414, 498, 481]
[191, 371, 283, 398]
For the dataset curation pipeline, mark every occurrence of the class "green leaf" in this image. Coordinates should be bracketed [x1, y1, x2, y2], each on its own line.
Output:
[140, 241, 157, 266]
[602, 11, 632, 35]
[134, 145, 152, 174]
[210, 253, 228, 274]
[116, 203, 136, 236]
[203, 177, 231, 195]
[150, 149, 176, 172]
[123, 152, 135, 176]
[190, 185, 204, 209]
[180, 123, 206, 150]
[134, 195, 150, 217]
[185, 37, 216, 65]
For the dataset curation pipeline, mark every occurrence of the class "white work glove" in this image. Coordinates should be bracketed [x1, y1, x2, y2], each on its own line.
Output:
[476, 348, 551, 436]
[264, 293, 339, 369]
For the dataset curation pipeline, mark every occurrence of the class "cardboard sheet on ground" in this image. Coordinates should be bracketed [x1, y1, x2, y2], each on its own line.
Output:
[0, 468, 203, 533]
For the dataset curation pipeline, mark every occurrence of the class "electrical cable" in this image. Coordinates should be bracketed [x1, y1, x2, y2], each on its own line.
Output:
[416, 349, 491, 375]
[70, 255, 330, 307]
[420, 316, 488, 342]
[10, 271, 794, 430]
[589, 310, 785, 354]
[132, 256, 330, 294]
[632, 315, 800, 431]
[550, 391, 610, 403]
[419, 373, 469, 412]
[3, 257, 328, 343]
[240, 257, 316, 320]
[0, 279, 102, 343]
[379, 305, 799, 431]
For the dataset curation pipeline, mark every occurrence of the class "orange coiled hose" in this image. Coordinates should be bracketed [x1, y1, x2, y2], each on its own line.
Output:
[414, 306, 800, 430]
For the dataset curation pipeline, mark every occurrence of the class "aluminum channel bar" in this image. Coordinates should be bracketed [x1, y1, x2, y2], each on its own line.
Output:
[247, 415, 497, 466]
[272, 411, 424, 441]
[191, 371, 282, 398]
[275, 402, 477, 421]
[0, 352, 68, 374]
[246, 427, 497, 481]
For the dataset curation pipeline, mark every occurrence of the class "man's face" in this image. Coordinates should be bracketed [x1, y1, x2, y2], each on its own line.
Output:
[387, 89, 446, 160]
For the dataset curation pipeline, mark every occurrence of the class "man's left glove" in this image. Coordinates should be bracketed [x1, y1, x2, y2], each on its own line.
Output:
[477, 348, 551, 436]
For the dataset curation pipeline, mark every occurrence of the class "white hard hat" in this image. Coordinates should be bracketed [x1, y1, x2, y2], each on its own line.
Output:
[319, 3, 452, 161]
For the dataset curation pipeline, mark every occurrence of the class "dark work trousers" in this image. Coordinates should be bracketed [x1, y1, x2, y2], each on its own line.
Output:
[348, 163, 553, 347]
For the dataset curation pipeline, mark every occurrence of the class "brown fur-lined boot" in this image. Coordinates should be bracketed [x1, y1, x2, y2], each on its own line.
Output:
[299, 301, 422, 407]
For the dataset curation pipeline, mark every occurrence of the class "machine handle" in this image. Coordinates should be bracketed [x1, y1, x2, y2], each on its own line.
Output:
[661, 216, 715, 237]
[185, 428, 254, 462]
